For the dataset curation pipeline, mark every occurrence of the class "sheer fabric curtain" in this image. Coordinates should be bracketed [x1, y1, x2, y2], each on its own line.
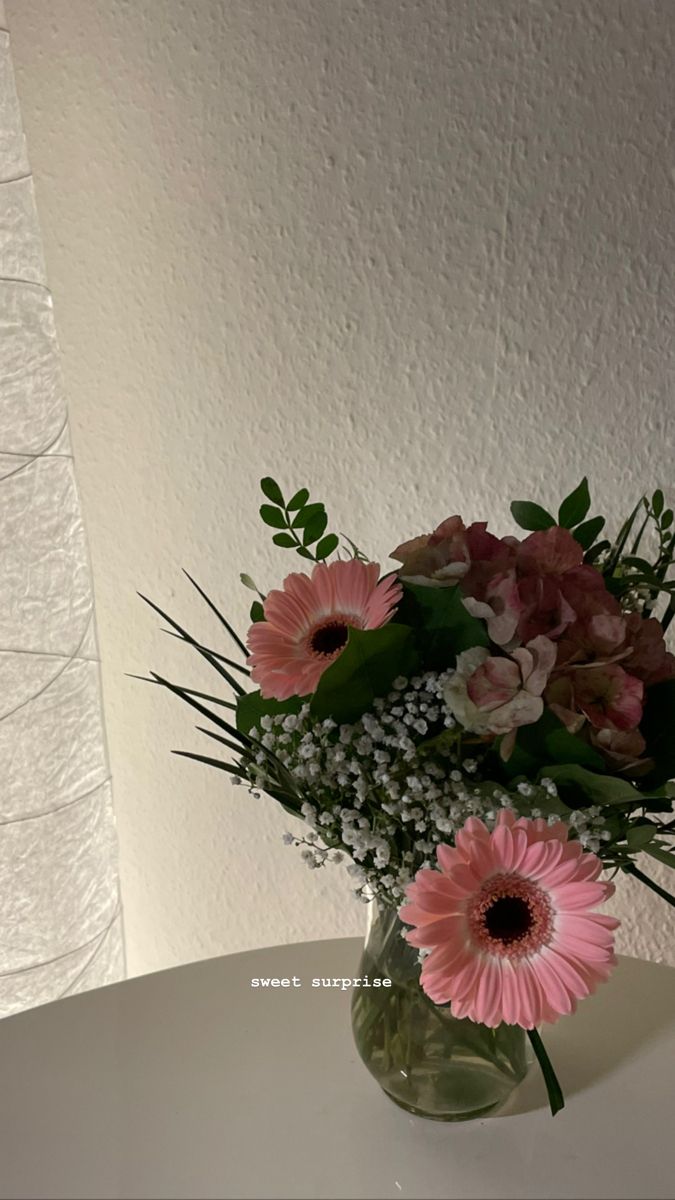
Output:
[0, 8, 124, 1014]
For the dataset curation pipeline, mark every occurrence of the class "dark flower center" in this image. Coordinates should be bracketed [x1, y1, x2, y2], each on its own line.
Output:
[310, 621, 349, 658]
[484, 896, 533, 944]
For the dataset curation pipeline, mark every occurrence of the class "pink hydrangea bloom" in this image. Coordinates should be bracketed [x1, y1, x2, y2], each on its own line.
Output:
[400, 810, 618, 1028]
[619, 614, 675, 686]
[546, 663, 644, 732]
[569, 664, 644, 732]
[391, 516, 510, 588]
[246, 560, 401, 700]
[589, 727, 652, 776]
[444, 637, 556, 754]
[463, 527, 619, 649]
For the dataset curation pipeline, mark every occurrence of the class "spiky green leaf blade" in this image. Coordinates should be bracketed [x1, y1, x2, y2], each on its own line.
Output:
[182, 570, 249, 657]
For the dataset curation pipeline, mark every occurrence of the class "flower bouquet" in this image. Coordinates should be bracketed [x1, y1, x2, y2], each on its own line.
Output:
[141, 477, 675, 1119]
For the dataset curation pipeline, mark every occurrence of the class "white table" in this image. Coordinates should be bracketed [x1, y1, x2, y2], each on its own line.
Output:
[0, 939, 673, 1200]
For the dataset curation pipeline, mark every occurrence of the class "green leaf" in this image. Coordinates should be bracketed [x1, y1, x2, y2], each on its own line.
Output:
[607, 497, 646, 570]
[644, 843, 675, 871]
[558, 477, 591, 529]
[296, 546, 315, 560]
[510, 501, 556, 532]
[395, 581, 489, 668]
[573, 515, 605, 551]
[273, 532, 297, 547]
[623, 556, 656, 573]
[302, 511, 328, 546]
[287, 487, 310, 511]
[236, 690, 304, 736]
[623, 862, 675, 908]
[260, 504, 287, 529]
[584, 538, 611, 563]
[240, 573, 258, 592]
[499, 710, 605, 779]
[652, 488, 664, 518]
[260, 477, 285, 506]
[249, 601, 265, 623]
[315, 533, 339, 560]
[291, 503, 325, 530]
[640, 679, 675, 788]
[662, 509, 673, 530]
[539, 764, 643, 808]
[527, 1029, 564, 1117]
[310, 624, 419, 724]
[626, 823, 658, 851]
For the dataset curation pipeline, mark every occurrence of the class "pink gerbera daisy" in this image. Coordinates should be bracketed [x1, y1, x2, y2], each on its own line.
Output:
[400, 809, 618, 1028]
[246, 559, 401, 700]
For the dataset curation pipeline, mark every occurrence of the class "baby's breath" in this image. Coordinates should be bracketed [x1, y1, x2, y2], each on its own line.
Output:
[233, 672, 609, 906]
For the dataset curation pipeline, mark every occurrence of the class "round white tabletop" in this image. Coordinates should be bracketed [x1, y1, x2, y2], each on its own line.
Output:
[0, 939, 673, 1200]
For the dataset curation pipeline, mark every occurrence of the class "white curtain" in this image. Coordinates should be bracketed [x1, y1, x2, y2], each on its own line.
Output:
[0, 11, 124, 1014]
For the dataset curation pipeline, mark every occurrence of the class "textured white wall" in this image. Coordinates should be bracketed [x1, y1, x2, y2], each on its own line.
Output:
[6, 0, 675, 975]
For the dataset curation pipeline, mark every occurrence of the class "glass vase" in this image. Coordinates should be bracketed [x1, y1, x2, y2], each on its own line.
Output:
[351, 899, 531, 1121]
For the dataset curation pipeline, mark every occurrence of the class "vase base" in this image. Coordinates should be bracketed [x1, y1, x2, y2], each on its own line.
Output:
[383, 1088, 503, 1123]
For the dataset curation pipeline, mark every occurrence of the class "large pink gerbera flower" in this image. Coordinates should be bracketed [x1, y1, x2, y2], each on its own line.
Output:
[246, 559, 401, 700]
[400, 810, 618, 1028]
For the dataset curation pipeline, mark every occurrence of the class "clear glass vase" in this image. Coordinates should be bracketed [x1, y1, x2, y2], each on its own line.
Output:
[351, 899, 531, 1121]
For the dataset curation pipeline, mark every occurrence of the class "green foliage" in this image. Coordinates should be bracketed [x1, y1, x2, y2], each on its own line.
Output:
[537, 763, 644, 809]
[309, 624, 419, 724]
[395, 580, 489, 668]
[236, 690, 304, 736]
[249, 600, 265, 623]
[644, 843, 675, 871]
[258, 478, 341, 563]
[287, 487, 309, 511]
[625, 822, 659, 851]
[260, 504, 287, 529]
[558, 477, 591, 529]
[260, 477, 285, 505]
[640, 679, 675, 788]
[316, 533, 340, 559]
[498, 710, 605, 780]
[510, 501, 556, 532]
[574, 515, 606, 551]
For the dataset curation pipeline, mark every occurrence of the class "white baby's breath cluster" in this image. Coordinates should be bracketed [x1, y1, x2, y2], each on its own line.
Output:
[234, 671, 610, 906]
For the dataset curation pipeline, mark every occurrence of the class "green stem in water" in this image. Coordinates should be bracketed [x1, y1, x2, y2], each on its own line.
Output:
[527, 1028, 565, 1117]
[623, 862, 675, 908]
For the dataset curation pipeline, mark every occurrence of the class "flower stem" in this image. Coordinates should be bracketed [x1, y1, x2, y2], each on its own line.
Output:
[623, 862, 675, 908]
[527, 1028, 565, 1117]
